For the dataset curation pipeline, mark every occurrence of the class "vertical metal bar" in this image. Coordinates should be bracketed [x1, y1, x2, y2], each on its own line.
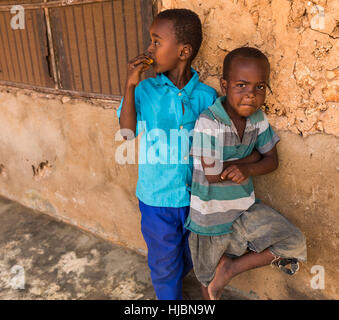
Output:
[25, 10, 37, 84]
[121, 0, 129, 62]
[133, 0, 140, 54]
[71, 6, 85, 91]
[0, 45, 4, 80]
[4, 11, 22, 82]
[0, 13, 10, 79]
[43, 0, 58, 88]
[2, 12, 16, 80]
[81, 5, 93, 92]
[140, 0, 153, 79]
[62, 8, 75, 90]
[111, 1, 122, 94]
[140, 0, 153, 50]
[18, 28, 29, 83]
[11, 23, 23, 81]
[90, 4, 102, 93]
[101, 2, 112, 94]
[31, 10, 44, 86]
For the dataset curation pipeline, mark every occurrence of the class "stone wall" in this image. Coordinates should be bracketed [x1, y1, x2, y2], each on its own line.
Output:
[0, 87, 144, 253]
[159, 0, 338, 136]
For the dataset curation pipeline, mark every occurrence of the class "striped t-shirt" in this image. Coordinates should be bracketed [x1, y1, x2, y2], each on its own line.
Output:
[185, 96, 280, 236]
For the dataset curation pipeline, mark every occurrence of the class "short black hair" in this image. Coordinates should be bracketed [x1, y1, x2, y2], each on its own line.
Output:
[223, 47, 270, 80]
[156, 9, 202, 61]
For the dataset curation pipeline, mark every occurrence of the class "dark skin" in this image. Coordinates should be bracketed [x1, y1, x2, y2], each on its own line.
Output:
[202, 57, 281, 300]
[119, 18, 193, 139]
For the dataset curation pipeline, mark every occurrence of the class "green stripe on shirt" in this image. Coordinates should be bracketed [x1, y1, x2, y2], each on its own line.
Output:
[191, 179, 254, 201]
[255, 126, 277, 148]
[184, 215, 233, 235]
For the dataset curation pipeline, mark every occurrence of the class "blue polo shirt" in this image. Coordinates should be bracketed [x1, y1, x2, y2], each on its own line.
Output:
[117, 68, 217, 207]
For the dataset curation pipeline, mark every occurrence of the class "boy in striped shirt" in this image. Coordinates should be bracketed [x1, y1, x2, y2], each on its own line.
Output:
[185, 47, 307, 300]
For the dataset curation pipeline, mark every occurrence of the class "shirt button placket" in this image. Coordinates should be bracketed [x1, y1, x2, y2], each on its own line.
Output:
[179, 91, 187, 162]
[178, 91, 184, 130]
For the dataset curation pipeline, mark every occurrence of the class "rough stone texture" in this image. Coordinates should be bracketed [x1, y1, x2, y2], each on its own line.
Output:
[159, 0, 338, 137]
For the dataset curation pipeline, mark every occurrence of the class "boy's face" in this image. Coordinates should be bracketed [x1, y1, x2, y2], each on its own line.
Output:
[220, 57, 270, 118]
[147, 18, 183, 73]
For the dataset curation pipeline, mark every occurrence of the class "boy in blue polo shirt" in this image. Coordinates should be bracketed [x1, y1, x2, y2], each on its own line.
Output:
[186, 47, 307, 300]
[117, 9, 217, 300]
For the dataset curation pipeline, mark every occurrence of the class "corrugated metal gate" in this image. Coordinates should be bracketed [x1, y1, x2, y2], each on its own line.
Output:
[0, 1, 54, 88]
[0, 0, 153, 100]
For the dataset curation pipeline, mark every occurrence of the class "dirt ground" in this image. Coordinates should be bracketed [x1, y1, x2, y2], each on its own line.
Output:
[0, 195, 250, 300]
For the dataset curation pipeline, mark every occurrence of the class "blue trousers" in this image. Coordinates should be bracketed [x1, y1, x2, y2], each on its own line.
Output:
[138, 200, 193, 300]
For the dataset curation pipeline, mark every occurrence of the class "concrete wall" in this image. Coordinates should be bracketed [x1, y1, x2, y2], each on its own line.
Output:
[0, 0, 338, 299]
[0, 88, 145, 253]
[0, 86, 337, 299]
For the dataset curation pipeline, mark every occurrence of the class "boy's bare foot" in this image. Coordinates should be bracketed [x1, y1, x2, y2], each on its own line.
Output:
[201, 284, 210, 300]
[208, 255, 233, 300]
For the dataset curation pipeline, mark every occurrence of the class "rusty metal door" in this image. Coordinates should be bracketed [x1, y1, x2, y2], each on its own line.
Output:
[0, 0, 153, 99]
[0, 1, 54, 88]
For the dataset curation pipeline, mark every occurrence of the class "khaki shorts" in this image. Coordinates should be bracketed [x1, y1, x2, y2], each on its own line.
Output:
[188, 202, 307, 287]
